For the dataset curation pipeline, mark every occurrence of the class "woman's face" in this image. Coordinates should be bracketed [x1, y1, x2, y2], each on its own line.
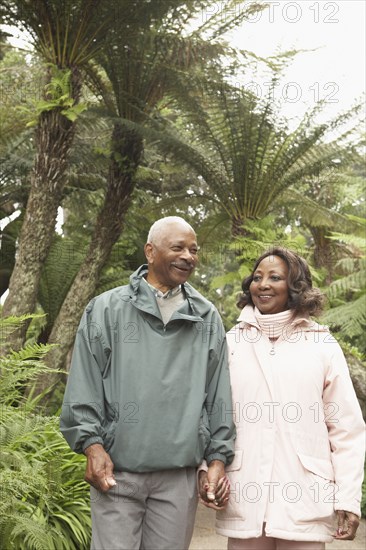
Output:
[249, 255, 289, 314]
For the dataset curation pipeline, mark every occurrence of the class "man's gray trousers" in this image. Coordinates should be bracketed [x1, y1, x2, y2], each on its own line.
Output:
[90, 467, 198, 550]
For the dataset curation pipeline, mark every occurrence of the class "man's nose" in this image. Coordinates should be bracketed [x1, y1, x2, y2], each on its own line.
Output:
[180, 248, 195, 262]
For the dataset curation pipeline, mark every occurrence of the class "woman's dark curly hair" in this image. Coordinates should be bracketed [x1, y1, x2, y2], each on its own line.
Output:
[237, 247, 325, 316]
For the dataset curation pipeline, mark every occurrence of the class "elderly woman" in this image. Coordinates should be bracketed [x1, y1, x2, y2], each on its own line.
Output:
[199, 247, 365, 550]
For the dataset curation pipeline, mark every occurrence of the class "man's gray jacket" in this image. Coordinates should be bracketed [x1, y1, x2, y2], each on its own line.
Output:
[60, 265, 235, 472]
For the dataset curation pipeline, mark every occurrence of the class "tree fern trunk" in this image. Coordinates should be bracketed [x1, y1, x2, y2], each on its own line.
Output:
[34, 122, 143, 401]
[1, 68, 82, 350]
[231, 215, 247, 237]
[311, 227, 336, 285]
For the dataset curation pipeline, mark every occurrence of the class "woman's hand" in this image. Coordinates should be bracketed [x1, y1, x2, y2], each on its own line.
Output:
[198, 470, 230, 510]
[334, 510, 360, 540]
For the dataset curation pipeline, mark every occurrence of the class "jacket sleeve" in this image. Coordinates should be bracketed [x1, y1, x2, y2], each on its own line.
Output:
[204, 312, 236, 466]
[60, 298, 111, 454]
[323, 337, 365, 517]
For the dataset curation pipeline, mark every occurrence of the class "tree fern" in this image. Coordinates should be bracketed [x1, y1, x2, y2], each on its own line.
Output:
[141, 63, 361, 236]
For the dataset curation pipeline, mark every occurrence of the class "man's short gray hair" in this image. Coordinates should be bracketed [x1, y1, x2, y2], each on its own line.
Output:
[147, 217, 195, 244]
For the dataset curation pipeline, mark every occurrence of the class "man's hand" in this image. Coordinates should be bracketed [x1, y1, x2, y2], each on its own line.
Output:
[334, 510, 359, 540]
[198, 460, 230, 510]
[84, 443, 116, 493]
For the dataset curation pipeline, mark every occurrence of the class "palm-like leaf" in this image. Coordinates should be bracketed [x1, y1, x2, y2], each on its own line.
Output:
[327, 269, 366, 299]
[320, 232, 366, 341]
[1, 0, 107, 67]
[321, 294, 366, 338]
[278, 188, 364, 233]
[38, 236, 85, 330]
[151, 69, 361, 234]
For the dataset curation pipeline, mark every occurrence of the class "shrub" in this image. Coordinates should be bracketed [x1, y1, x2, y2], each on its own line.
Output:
[0, 316, 91, 549]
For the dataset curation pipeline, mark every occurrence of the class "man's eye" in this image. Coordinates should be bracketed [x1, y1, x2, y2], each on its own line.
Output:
[190, 249, 198, 255]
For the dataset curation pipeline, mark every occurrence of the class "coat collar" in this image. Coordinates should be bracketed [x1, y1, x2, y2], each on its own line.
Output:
[128, 265, 213, 321]
[237, 305, 328, 333]
[234, 306, 329, 402]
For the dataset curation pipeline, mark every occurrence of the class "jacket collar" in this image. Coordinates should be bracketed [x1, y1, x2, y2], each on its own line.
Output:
[128, 265, 212, 320]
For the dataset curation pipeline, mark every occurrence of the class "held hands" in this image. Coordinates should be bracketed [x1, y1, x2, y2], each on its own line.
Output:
[198, 460, 230, 510]
[84, 443, 116, 493]
[334, 510, 360, 540]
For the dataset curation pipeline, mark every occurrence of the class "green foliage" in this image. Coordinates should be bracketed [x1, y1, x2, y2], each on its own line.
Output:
[0, 49, 42, 145]
[362, 463, 366, 518]
[0, 316, 91, 549]
[1, 0, 108, 67]
[149, 61, 361, 234]
[21, 66, 87, 126]
[327, 266, 366, 300]
[322, 294, 366, 339]
[0, 314, 42, 339]
[38, 236, 86, 331]
[321, 231, 366, 355]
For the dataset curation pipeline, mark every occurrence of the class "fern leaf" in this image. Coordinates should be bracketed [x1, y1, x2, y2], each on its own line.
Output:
[322, 294, 366, 338]
[327, 271, 366, 299]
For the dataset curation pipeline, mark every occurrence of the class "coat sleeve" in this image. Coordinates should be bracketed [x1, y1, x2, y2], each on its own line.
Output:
[60, 298, 111, 454]
[204, 312, 236, 466]
[323, 338, 365, 517]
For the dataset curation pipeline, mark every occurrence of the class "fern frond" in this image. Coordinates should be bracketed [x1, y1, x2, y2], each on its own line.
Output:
[327, 271, 366, 299]
[0, 401, 90, 549]
[335, 257, 361, 274]
[6, 342, 55, 361]
[38, 236, 85, 329]
[0, 344, 59, 407]
[321, 294, 366, 337]
[328, 232, 366, 249]
[278, 189, 361, 232]
[4, 511, 57, 550]
[0, 315, 46, 343]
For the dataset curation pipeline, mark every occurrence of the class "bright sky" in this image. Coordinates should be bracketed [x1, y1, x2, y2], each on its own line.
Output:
[224, 0, 365, 122]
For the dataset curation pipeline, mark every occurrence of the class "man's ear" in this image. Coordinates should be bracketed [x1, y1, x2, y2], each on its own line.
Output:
[144, 243, 153, 263]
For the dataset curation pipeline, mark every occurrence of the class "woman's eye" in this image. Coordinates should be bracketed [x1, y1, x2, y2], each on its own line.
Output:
[253, 276, 261, 282]
[271, 276, 280, 281]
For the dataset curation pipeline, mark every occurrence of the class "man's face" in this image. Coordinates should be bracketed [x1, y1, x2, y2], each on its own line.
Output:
[144, 223, 198, 291]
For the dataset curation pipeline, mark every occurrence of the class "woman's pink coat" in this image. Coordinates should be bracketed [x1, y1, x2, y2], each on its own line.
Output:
[216, 306, 365, 542]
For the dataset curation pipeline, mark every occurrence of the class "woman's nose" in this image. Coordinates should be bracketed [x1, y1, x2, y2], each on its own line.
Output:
[258, 279, 270, 289]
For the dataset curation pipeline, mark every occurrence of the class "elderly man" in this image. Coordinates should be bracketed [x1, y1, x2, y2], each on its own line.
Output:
[60, 216, 235, 550]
